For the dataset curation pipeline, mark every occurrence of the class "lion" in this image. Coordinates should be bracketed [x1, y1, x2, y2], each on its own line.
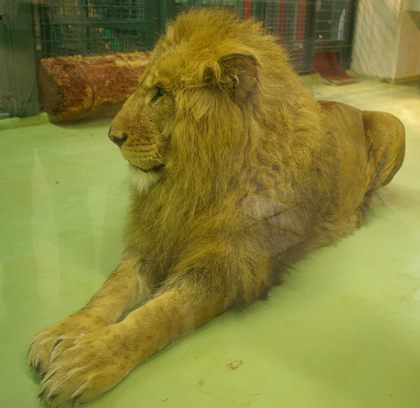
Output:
[28, 8, 405, 407]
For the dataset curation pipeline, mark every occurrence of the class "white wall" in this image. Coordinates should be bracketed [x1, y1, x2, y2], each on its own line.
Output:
[395, 6, 420, 79]
[351, 0, 420, 80]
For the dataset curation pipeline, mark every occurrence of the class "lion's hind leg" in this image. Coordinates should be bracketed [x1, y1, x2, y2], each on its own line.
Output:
[352, 111, 405, 228]
[363, 111, 405, 190]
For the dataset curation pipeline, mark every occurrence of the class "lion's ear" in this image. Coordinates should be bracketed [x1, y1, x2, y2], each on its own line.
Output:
[218, 54, 259, 102]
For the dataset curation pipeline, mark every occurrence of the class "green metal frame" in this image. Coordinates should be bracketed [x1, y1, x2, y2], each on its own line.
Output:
[0, 1, 39, 118]
[34, 0, 178, 59]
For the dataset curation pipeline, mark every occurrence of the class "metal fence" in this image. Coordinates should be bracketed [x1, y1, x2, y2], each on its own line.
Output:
[34, 1, 356, 73]
[1, 0, 39, 118]
[34, 0, 159, 58]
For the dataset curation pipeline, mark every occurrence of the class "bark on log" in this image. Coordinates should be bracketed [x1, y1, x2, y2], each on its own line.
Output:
[37, 52, 150, 118]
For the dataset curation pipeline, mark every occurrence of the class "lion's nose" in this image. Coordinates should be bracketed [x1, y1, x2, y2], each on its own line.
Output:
[108, 126, 128, 147]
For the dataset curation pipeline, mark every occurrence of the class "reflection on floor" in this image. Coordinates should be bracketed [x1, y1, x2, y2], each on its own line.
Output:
[0, 79, 419, 408]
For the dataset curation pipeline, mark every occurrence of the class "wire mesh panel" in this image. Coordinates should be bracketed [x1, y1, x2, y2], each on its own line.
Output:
[315, 0, 352, 43]
[35, 0, 157, 58]
[34, 0, 356, 73]
[274, 1, 312, 72]
[312, 0, 356, 68]
[175, 0, 243, 17]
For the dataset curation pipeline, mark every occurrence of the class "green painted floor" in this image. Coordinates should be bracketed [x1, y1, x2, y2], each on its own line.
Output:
[1, 79, 420, 408]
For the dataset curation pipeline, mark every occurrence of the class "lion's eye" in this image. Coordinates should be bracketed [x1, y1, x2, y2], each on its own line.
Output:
[151, 87, 165, 103]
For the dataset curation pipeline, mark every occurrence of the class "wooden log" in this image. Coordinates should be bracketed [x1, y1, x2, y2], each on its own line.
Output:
[37, 52, 150, 118]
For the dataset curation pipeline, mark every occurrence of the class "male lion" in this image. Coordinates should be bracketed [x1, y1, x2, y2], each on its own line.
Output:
[29, 8, 405, 407]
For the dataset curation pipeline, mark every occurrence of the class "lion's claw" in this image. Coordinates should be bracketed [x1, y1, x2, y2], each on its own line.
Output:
[28, 312, 102, 380]
[35, 326, 134, 407]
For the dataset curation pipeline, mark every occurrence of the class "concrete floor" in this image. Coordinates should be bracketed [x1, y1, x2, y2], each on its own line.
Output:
[0, 79, 419, 408]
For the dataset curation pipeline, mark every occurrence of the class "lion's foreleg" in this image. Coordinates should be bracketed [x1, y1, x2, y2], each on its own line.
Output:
[28, 257, 151, 377]
[37, 284, 230, 406]
[124, 286, 230, 359]
[82, 257, 152, 324]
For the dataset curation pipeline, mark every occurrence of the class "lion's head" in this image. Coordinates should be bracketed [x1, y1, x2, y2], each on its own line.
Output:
[109, 8, 320, 198]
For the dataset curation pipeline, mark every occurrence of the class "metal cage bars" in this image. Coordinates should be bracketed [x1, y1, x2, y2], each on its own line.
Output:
[33, 0, 356, 73]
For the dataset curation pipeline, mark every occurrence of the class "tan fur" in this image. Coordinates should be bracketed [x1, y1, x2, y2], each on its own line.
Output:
[28, 8, 405, 407]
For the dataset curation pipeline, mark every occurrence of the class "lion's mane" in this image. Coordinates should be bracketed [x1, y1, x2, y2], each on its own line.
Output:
[122, 8, 361, 305]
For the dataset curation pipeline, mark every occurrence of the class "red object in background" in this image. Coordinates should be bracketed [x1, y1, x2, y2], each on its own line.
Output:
[313, 52, 360, 85]
[243, 0, 252, 19]
[278, 1, 306, 43]
[295, 1, 307, 42]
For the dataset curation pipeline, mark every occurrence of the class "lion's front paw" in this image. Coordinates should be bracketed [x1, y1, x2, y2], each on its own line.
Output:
[28, 312, 104, 377]
[39, 326, 134, 407]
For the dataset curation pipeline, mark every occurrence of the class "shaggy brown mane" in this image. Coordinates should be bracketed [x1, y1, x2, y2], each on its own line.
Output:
[123, 8, 338, 302]
[29, 8, 405, 407]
